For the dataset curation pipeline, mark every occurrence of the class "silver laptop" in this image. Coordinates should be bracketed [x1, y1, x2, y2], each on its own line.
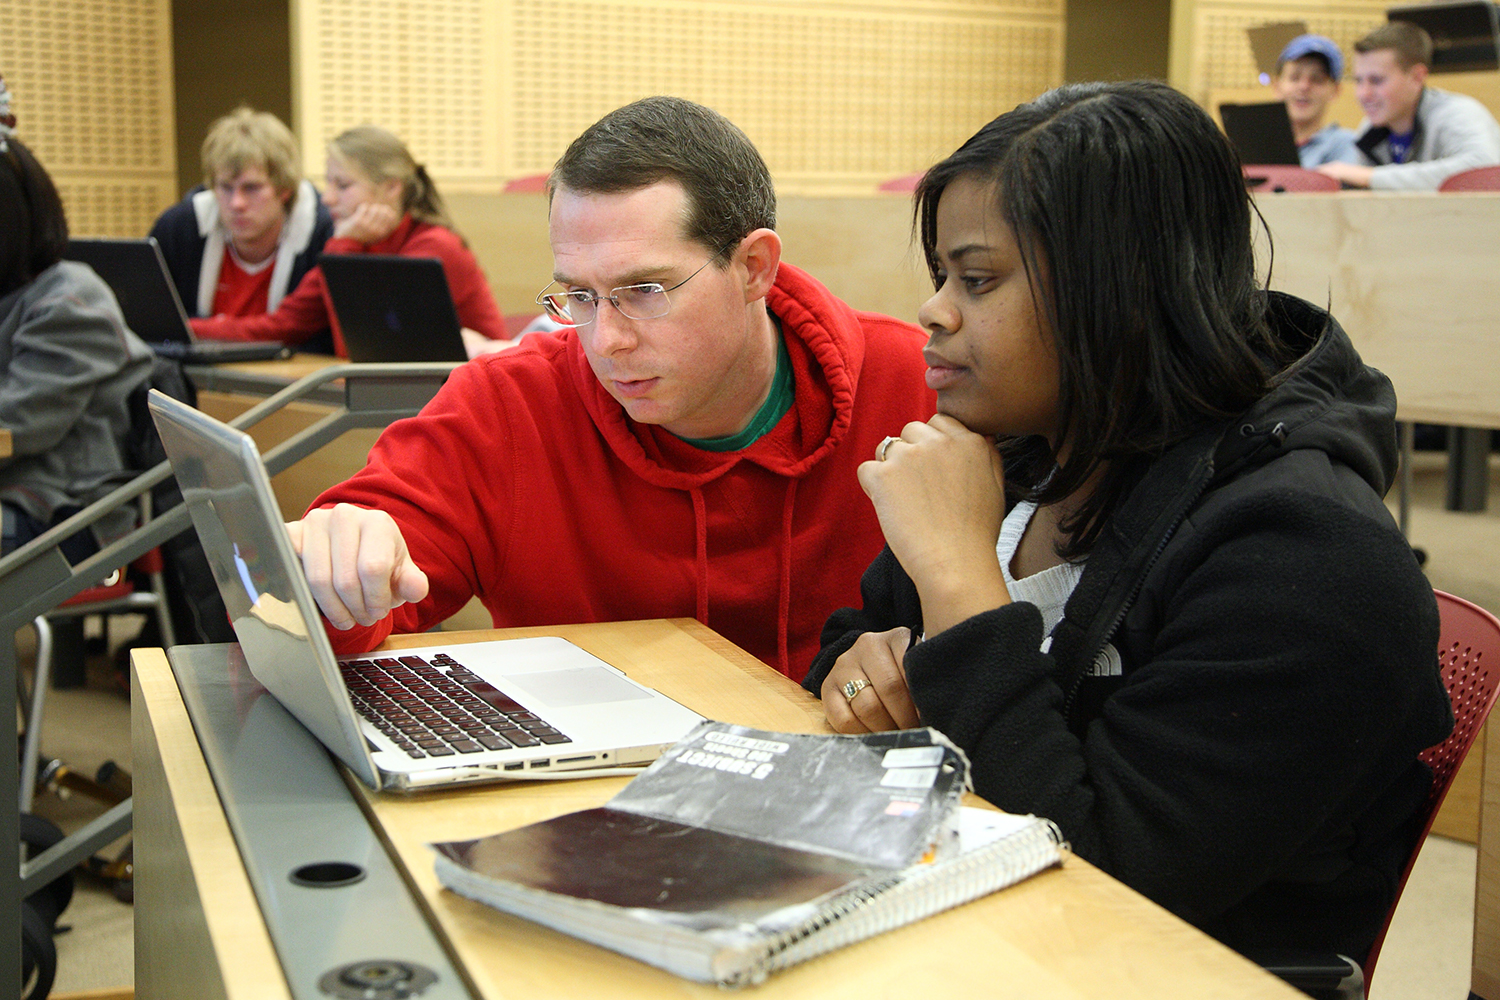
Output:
[147, 389, 705, 791]
[64, 237, 290, 363]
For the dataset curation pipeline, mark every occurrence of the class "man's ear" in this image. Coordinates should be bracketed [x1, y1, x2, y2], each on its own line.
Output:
[1411, 62, 1430, 88]
[738, 228, 781, 302]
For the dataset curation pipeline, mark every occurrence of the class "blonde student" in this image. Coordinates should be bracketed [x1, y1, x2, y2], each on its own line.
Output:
[191, 125, 509, 357]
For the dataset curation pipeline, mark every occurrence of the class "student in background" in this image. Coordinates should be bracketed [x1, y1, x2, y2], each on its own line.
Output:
[190, 125, 510, 358]
[284, 96, 935, 680]
[0, 113, 152, 561]
[149, 107, 335, 350]
[806, 80, 1452, 966]
[1274, 34, 1360, 167]
[1319, 20, 1500, 188]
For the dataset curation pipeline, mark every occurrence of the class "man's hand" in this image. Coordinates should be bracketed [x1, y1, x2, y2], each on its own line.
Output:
[1315, 162, 1374, 188]
[820, 628, 921, 733]
[333, 201, 402, 244]
[286, 503, 429, 630]
[461, 327, 524, 358]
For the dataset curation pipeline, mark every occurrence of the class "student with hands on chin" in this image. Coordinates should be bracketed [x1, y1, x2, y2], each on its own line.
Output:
[803, 80, 1453, 970]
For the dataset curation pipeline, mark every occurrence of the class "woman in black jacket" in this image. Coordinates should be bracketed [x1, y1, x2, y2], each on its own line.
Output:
[805, 81, 1453, 966]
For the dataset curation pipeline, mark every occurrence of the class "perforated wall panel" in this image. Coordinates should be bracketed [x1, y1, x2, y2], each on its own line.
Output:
[293, 0, 1064, 195]
[1185, 2, 1388, 101]
[0, 0, 178, 236]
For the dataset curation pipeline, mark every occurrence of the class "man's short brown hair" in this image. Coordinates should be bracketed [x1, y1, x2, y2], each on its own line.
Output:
[1354, 20, 1434, 71]
[200, 106, 302, 207]
[550, 96, 776, 264]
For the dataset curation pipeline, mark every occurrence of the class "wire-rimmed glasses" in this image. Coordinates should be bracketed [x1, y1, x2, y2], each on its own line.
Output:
[535, 248, 730, 327]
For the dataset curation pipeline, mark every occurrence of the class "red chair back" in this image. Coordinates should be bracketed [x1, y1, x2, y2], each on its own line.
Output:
[1362, 590, 1500, 988]
[1438, 165, 1500, 191]
[877, 171, 924, 193]
[1242, 165, 1342, 193]
[503, 173, 550, 193]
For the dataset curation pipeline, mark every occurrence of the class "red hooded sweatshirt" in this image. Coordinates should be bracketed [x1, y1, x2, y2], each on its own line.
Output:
[308, 263, 934, 680]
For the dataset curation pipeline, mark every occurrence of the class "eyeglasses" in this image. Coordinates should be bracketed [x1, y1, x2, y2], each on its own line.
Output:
[534, 248, 729, 327]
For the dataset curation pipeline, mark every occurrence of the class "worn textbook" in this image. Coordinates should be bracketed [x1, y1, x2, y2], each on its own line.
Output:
[431, 722, 1067, 986]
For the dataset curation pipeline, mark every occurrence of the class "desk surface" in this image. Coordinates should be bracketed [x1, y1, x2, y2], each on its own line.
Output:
[0, 428, 10, 458]
[1254, 191, 1500, 429]
[136, 621, 1302, 1000]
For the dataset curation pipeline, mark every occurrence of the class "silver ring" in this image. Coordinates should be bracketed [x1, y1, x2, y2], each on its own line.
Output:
[841, 677, 870, 701]
[877, 436, 897, 461]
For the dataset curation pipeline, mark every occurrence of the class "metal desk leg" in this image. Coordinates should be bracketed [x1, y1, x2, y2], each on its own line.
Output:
[1447, 427, 1490, 512]
[4, 639, 19, 991]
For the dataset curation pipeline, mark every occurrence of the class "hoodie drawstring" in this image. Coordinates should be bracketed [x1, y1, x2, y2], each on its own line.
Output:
[691, 486, 709, 625]
[777, 479, 798, 678]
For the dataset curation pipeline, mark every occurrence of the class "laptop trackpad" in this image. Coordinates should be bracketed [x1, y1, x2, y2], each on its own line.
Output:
[506, 667, 655, 708]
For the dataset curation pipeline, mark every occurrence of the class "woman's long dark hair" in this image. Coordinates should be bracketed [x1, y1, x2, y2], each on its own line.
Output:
[915, 80, 1293, 559]
[0, 138, 69, 298]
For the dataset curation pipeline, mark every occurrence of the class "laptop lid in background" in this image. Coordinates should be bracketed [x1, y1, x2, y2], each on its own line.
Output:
[64, 237, 290, 363]
[1219, 101, 1304, 166]
[319, 254, 467, 363]
[1389, 1, 1500, 73]
[64, 238, 193, 345]
[1246, 21, 1308, 81]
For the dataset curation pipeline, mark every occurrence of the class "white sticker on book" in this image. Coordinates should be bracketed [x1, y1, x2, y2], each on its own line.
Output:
[880, 766, 940, 789]
[881, 746, 945, 769]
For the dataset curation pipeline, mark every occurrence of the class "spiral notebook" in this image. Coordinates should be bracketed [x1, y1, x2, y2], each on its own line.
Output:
[431, 722, 1067, 986]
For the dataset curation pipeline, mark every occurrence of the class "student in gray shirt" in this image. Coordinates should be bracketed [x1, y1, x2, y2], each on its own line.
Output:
[1319, 20, 1500, 189]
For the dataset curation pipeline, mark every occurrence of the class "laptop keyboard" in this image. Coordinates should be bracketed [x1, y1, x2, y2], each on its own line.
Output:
[339, 652, 572, 759]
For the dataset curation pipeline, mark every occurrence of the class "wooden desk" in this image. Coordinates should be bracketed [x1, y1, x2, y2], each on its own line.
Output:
[0, 428, 11, 458]
[134, 620, 1301, 999]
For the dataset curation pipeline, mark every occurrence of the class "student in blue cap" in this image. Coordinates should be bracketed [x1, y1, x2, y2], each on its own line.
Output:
[1275, 33, 1361, 167]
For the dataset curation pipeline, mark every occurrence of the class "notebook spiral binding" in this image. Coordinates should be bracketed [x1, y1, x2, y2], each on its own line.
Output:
[725, 818, 1070, 987]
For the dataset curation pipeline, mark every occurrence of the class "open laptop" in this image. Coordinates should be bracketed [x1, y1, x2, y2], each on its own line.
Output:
[63, 238, 290, 363]
[147, 389, 705, 791]
[318, 254, 468, 363]
[1219, 101, 1303, 167]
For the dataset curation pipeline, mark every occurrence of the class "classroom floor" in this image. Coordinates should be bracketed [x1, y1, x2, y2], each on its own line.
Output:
[17, 450, 1496, 998]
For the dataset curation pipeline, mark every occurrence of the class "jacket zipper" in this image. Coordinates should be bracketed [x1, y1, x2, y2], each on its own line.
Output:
[1059, 421, 1287, 726]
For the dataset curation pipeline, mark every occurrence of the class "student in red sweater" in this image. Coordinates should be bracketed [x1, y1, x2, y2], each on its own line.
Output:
[286, 96, 934, 680]
[191, 125, 509, 357]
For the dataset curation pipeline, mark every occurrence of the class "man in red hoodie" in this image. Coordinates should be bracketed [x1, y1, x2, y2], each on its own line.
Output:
[287, 97, 935, 682]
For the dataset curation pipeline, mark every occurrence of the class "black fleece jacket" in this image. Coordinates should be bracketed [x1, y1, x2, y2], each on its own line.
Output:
[805, 293, 1454, 963]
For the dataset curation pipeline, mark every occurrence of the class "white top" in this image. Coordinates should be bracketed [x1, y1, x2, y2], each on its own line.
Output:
[996, 500, 1085, 646]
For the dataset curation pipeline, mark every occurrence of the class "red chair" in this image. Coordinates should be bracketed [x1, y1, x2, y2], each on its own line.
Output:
[17, 495, 176, 810]
[503, 173, 550, 193]
[1242, 165, 1342, 193]
[877, 171, 925, 193]
[1266, 589, 1500, 998]
[1363, 591, 1500, 984]
[1438, 165, 1500, 191]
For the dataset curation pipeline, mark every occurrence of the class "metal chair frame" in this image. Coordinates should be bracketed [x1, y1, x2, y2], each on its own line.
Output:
[0, 361, 459, 989]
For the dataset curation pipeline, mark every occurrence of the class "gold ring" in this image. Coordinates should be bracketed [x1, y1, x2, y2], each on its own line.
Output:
[841, 677, 870, 701]
[877, 436, 897, 461]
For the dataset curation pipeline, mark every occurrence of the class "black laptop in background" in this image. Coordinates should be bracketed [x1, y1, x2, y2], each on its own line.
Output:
[1218, 101, 1303, 167]
[318, 254, 467, 364]
[63, 238, 291, 363]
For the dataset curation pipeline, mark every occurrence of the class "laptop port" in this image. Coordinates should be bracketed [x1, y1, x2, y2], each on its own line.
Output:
[530, 759, 550, 768]
[503, 762, 524, 771]
[557, 755, 596, 765]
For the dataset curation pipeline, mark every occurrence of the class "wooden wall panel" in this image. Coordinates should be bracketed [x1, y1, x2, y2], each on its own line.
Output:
[292, 0, 1065, 196]
[0, 0, 178, 237]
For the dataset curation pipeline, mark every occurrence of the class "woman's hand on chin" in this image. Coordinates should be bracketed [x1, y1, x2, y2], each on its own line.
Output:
[858, 415, 1011, 633]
